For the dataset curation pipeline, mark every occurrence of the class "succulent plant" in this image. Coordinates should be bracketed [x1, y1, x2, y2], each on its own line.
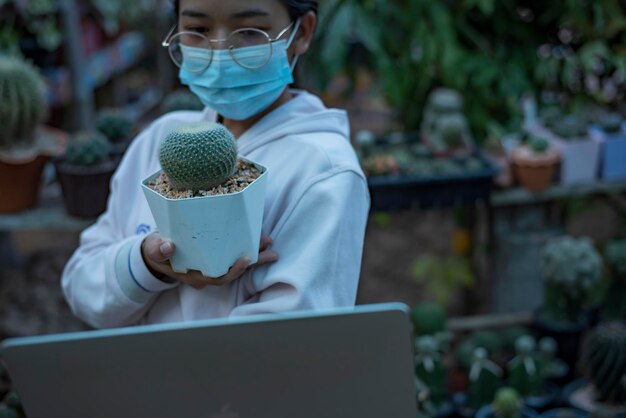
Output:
[159, 122, 238, 191]
[581, 322, 626, 403]
[537, 336, 568, 380]
[508, 335, 543, 396]
[0, 55, 47, 151]
[541, 236, 602, 323]
[421, 88, 474, 154]
[528, 136, 549, 154]
[96, 108, 133, 144]
[161, 89, 204, 114]
[470, 331, 503, 356]
[468, 347, 502, 409]
[411, 303, 447, 336]
[414, 336, 445, 405]
[492, 387, 523, 418]
[65, 131, 112, 166]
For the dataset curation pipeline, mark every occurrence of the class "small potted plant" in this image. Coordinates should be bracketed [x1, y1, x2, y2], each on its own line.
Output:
[566, 321, 626, 417]
[420, 88, 475, 157]
[414, 336, 455, 418]
[536, 337, 568, 385]
[534, 236, 602, 370]
[595, 113, 626, 181]
[141, 121, 267, 277]
[54, 131, 116, 219]
[475, 387, 540, 418]
[0, 54, 66, 213]
[510, 136, 560, 193]
[95, 108, 134, 157]
[549, 116, 600, 185]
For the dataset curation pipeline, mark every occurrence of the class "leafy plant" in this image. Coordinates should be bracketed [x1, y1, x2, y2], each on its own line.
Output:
[411, 254, 474, 308]
[304, 0, 626, 139]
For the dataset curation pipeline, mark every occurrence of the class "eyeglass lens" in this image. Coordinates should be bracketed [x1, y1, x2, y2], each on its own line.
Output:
[168, 28, 273, 72]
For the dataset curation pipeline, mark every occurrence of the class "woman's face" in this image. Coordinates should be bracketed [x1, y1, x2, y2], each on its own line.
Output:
[177, 0, 292, 42]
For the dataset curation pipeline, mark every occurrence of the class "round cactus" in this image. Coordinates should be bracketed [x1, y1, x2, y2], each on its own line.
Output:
[529, 136, 549, 154]
[0, 55, 47, 150]
[65, 131, 112, 166]
[411, 303, 447, 336]
[159, 122, 237, 191]
[581, 321, 626, 403]
[96, 108, 133, 144]
[492, 388, 522, 418]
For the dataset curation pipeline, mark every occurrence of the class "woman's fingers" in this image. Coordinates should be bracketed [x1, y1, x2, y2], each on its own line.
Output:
[259, 236, 272, 252]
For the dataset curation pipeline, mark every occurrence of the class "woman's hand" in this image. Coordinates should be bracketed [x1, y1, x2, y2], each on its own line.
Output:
[141, 233, 278, 290]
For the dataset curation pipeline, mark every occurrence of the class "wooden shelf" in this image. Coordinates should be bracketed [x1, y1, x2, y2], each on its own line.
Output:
[491, 180, 626, 207]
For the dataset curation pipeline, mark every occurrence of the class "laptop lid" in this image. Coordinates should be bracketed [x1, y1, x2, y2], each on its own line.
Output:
[1, 303, 417, 418]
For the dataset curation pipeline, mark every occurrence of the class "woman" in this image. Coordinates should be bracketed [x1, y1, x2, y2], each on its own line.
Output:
[61, 0, 370, 328]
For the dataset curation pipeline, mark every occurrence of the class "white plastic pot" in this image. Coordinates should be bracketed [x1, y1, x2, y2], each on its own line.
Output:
[551, 137, 601, 185]
[141, 158, 268, 277]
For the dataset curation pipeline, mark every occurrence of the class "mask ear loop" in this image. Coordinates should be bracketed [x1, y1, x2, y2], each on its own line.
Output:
[286, 17, 302, 72]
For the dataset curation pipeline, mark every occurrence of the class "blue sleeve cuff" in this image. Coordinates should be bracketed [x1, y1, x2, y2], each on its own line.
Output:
[114, 237, 178, 304]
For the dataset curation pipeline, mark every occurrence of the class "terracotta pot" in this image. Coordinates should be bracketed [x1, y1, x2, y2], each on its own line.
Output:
[0, 126, 67, 213]
[0, 155, 50, 213]
[54, 158, 118, 219]
[511, 147, 560, 193]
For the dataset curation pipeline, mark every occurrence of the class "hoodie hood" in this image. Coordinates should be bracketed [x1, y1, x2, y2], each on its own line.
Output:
[202, 89, 350, 155]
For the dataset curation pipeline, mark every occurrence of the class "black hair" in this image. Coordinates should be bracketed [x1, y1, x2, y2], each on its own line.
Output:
[172, 0, 318, 20]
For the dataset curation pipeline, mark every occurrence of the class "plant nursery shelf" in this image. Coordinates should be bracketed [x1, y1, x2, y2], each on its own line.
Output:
[491, 180, 626, 208]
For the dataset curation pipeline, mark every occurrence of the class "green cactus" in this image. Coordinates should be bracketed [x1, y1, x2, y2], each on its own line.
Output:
[65, 131, 112, 166]
[161, 89, 204, 114]
[414, 336, 445, 406]
[537, 337, 568, 380]
[470, 331, 503, 356]
[492, 388, 523, 418]
[159, 122, 237, 191]
[0, 55, 47, 150]
[529, 136, 549, 154]
[541, 236, 602, 323]
[96, 108, 133, 144]
[411, 303, 447, 336]
[581, 321, 626, 403]
[508, 335, 543, 396]
[468, 347, 502, 410]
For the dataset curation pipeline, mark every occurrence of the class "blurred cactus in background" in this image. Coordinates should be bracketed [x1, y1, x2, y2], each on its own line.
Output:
[65, 131, 112, 166]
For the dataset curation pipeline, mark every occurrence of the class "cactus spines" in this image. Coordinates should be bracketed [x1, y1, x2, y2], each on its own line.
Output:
[492, 388, 523, 418]
[66, 131, 112, 166]
[581, 321, 626, 403]
[159, 122, 238, 191]
[0, 55, 47, 150]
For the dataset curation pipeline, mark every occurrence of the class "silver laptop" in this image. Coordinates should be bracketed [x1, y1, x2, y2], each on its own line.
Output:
[1, 303, 417, 418]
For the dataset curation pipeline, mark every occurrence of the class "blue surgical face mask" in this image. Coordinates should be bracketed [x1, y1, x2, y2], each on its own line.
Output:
[179, 20, 301, 121]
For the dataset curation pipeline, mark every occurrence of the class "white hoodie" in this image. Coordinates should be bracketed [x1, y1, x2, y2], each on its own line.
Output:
[61, 90, 370, 328]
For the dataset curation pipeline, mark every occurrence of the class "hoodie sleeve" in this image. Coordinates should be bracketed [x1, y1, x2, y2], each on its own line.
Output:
[230, 169, 370, 317]
[61, 133, 179, 329]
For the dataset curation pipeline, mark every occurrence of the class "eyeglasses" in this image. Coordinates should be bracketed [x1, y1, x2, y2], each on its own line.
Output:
[161, 21, 296, 72]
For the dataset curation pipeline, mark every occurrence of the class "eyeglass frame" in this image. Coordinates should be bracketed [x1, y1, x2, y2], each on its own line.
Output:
[161, 20, 298, 71]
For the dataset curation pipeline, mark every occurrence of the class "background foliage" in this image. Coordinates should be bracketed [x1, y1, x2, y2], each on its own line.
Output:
[302, 0, 626, 141]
